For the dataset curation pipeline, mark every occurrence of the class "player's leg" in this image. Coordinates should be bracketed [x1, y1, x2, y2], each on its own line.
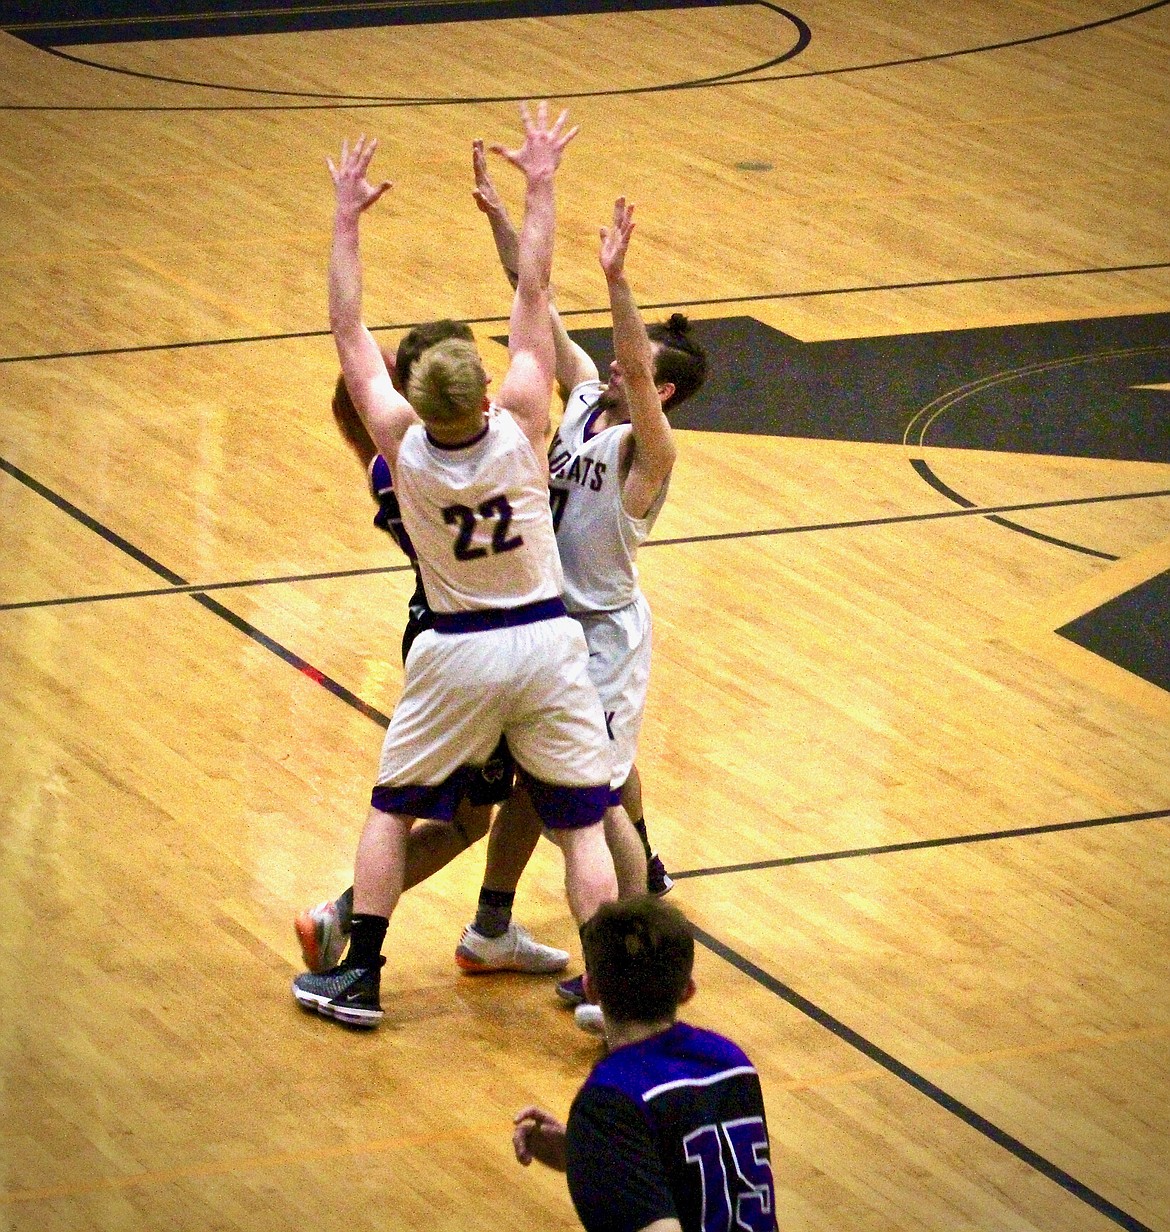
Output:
[543, 819, 617, 925]
[294, 798, 492, 973]
[603, 802, 648, 899]
[292, 629, 505, 1027]
[504, 617, 616, 931]
[585, 601, 671, 895]
[455, 783, 568, 974]
[621, 764, 673, 896]
[291, 804, 412, 1028]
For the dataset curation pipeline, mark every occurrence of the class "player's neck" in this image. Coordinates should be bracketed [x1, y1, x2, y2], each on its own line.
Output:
[604, 1015, 676, 1051]
[426, 411, 488, 447]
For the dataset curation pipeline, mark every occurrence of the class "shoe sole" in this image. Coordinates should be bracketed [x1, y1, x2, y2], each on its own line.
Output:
[292, 985, 383, 1028]
[455, 946, 569, 975]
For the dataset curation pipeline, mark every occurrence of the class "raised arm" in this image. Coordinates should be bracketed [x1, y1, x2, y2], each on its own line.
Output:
[600, 198, 677, 517]
[327, 135, 417, 463]
[473, 138, 596, 396]
[489, 102, 578, 457]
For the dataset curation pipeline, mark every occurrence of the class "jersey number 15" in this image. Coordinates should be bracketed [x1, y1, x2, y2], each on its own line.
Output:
[683, 1116, 774, 1232]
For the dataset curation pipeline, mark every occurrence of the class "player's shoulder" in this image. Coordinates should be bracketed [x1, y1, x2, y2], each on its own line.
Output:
[564, 379, 605, 418]
[585, 1022, 755, 1100]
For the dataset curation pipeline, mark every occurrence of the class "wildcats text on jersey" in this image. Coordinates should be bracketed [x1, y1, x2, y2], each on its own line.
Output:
[549, 431, 608, 491]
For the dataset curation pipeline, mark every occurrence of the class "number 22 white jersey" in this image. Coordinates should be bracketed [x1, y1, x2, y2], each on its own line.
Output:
[393, 406, 564, 614]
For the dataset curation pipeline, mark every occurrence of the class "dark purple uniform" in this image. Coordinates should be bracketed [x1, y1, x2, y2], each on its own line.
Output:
[565, 1022, 776, 1232]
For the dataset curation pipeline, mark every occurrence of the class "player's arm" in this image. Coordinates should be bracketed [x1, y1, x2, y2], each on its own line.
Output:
[550, 302, 599, 397]
[473, 136, 596, 398]
[600, 198, 676, 518]
[326, 135, 417, 462]
[489, 102, 578, 459]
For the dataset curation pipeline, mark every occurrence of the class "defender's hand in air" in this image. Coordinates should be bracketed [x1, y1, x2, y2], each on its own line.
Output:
[472, 138, 507, 217]
[491, 101, 578, 181]
[327, 135, 393, 218]
[599, 196, 635, 282]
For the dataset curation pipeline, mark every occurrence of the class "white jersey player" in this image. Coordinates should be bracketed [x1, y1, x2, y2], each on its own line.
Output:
[469, 165, 709, 1029]
[292, 105, 618, 1030]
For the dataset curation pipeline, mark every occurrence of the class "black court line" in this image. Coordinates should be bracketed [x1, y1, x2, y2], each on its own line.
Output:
[2, 448, 1160, 1227]
[910, 458, 1121, 561]
[2, 261, 1168, 368]
[27, 2, 809, 104]
[192, 592, 391, 725]
[672, 807, 1170, 881]
[4, 0, 1165, 112]
[0, 455, 389, 725]
[4, 482, 1168, 613]
[643, 486, 1170, 549]
[0, 456, 187, 585]
[692, 923, 1155, 1232]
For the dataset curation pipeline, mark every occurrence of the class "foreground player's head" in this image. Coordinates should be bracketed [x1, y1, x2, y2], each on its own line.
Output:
[407, 337, 490, 436]
[582, 895, 695, 1027]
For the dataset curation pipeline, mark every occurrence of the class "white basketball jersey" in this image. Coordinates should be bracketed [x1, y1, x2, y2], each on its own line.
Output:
[394, 406, 564, 613]
[549, 380, 670, 613]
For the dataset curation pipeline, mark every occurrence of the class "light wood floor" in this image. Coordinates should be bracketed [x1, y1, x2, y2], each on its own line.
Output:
[1, 3, 1168, 1230]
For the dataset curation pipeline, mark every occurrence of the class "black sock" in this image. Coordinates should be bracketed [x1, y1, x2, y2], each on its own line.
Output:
[474, 888, 515, 939]
[345, 913, 388, 968]
[631, 818, 653, 860]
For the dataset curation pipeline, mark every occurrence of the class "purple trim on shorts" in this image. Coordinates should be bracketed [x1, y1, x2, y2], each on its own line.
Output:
[520, 771, 608, 830]
[372, 773, 472, 821]
[607, 786, 622, 807]
[431, 596, 567, 634]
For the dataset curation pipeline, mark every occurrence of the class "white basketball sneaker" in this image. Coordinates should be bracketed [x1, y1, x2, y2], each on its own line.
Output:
[574, 1003, 605, 1034]
[455, 922, 570, 974]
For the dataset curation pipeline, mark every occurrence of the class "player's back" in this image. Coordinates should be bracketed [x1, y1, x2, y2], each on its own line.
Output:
[395, 406, 564, 614]
[569, 1021, 776, 1232]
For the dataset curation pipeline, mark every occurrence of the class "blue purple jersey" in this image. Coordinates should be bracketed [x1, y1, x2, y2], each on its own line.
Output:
[565, 1022, 775, 1232]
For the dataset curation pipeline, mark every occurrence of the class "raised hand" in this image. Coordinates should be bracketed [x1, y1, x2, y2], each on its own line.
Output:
[327, 135, 393, 218]
[472, 137, 507, 217]
[491, 100, 578, 182]
[599, 196, 635, 281]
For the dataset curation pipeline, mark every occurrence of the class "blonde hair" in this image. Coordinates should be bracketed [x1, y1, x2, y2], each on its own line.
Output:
[406, 338, 488, 429]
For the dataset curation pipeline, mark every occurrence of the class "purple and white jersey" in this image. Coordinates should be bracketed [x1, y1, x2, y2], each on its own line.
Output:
[393, 406, 563, 614]
[549, 380, 670, 614]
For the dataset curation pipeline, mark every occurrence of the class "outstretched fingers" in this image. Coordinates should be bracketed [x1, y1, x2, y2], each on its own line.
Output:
[489, 100, 577, 173]
[599, 196, 635, 275]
